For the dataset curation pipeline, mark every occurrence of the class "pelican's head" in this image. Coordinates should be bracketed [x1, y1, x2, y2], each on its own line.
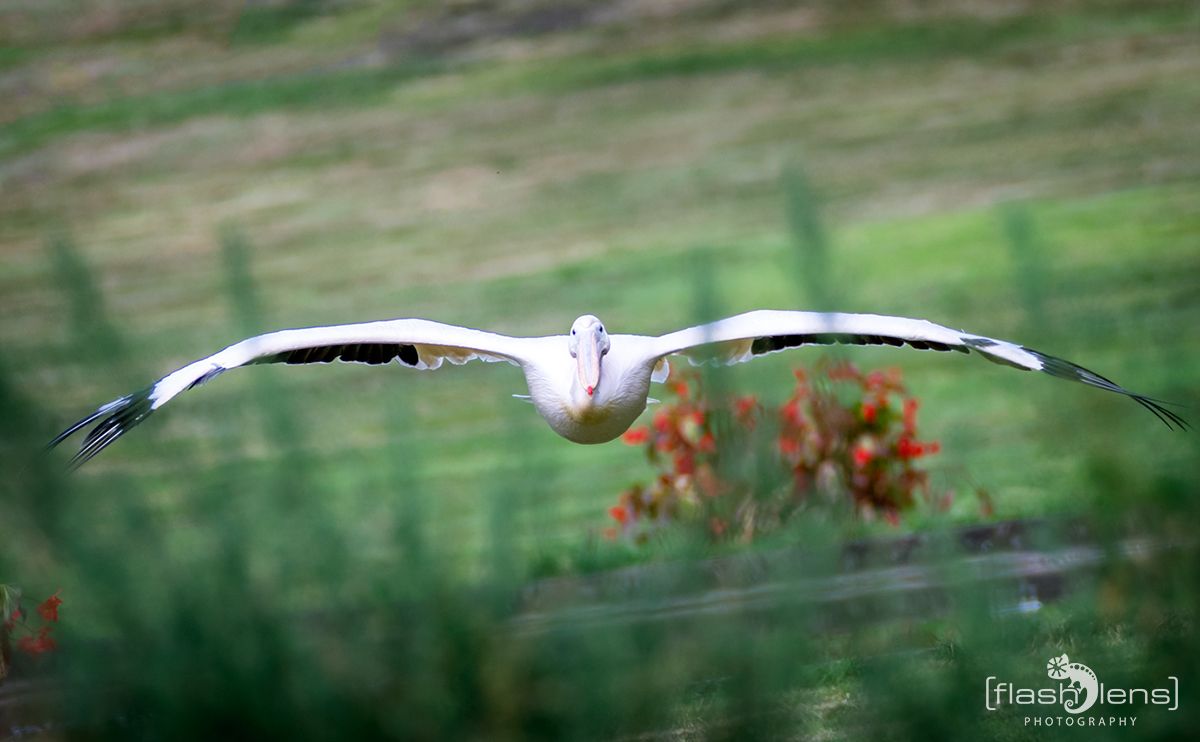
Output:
[568, 314, 610, 399]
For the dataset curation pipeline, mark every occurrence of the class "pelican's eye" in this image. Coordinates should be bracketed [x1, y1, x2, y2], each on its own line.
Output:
[598, 326, 604, 334]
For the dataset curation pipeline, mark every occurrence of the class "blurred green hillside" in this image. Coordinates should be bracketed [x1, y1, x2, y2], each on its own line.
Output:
[1, 0, 1198, 738]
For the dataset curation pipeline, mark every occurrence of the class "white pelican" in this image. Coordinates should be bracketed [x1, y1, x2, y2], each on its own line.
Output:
[51, 310, 1185, 467]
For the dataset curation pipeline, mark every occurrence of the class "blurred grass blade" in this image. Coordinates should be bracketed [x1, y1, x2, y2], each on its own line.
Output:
[999, 202, 1051, 337]
[219, 226, 307, 463]
[783, 164, 833, 311]
[48, 232, 127, 369]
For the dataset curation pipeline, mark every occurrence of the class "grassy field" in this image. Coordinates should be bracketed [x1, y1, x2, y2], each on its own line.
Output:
[1, 0, 1198, 737]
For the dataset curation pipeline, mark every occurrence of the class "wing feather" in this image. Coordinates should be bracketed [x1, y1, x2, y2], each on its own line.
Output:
[652, 310, 1186, 430]
[52, 318, 534, 467]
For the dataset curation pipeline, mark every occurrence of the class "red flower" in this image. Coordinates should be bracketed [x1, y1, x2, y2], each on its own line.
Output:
[852, 445, 874, 468]
[698, 432, 716, 453]
[897, 432, 931, 456]
[653, 410, 671, 433]
[903, 398, 919, 433]
[18, 626, 55, 656]
[37, 592, 62, 623]
[622, 427, 649, 445]
[674, 381, 690, 399]
[733, 395, 759, 429]
[781, 399, 803, 426]
[778, 435, 801, 457]
[900, 437, 939, 459]
[861, 402, 877, 424]
[674, 452, 694, 475]
[608, 505, 630, 525]
[690, 410, 705, 427]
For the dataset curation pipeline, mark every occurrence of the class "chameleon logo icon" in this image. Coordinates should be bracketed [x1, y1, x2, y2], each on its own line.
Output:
[1047, 654, 1099, 714]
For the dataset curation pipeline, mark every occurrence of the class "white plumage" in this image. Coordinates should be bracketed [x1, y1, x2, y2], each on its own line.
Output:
[51, 310, 1185, 467]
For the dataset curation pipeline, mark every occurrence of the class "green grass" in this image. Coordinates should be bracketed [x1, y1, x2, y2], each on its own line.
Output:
[4, 3, 1194, 158]
[227, 0, 332, 46]
[0, 61, 444, 159]
[507, 5, 1194, 92]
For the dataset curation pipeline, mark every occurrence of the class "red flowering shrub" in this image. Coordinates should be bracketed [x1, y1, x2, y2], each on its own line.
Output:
[608, 361, 951, 542]
[1, 586, 62, 682]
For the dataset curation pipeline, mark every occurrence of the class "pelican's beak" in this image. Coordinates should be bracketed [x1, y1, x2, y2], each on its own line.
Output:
[576, 330, 601, 397]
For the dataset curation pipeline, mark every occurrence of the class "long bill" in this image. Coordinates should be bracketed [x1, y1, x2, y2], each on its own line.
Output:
[576, 332, 601, 396]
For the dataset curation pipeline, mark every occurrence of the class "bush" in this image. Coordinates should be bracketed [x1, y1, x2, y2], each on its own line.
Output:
[1, 585, 61, 683]
[608, 361, 953, 542]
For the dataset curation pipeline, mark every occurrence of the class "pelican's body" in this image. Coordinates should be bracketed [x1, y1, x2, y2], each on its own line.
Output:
[51, 310, 1185, 467]
[521, 330, 660, 444]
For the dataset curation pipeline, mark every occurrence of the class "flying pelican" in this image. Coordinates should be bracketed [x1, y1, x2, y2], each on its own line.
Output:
[51, 310, 1185, 467]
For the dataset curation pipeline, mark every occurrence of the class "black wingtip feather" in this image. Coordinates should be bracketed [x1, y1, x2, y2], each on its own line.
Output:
[1130, 395, 1190, 432]
[1027, 348, 1190, 431]
[50, 388, 156, 469]
[47, 402, 119, 450]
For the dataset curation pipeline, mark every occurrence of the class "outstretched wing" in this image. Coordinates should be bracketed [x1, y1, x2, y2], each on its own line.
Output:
[652, 310, 1187, 429]
[51, 318, 535, 468]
